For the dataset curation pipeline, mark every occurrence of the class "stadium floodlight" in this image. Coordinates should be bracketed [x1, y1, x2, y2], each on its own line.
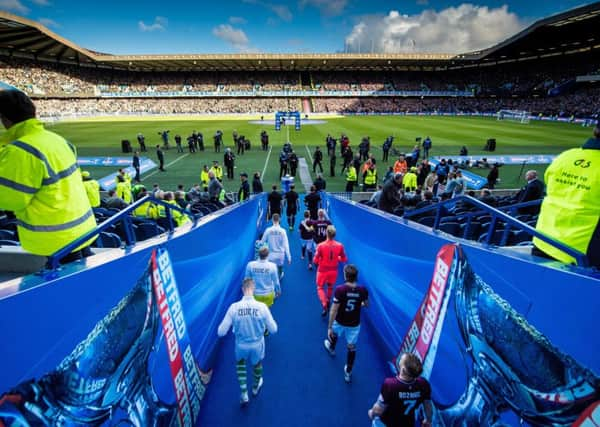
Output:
[497, 109, 531, 124]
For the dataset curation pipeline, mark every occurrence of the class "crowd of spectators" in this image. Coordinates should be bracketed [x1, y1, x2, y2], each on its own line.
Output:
[2, 55, 598, 98]
[35, 97, 299, 117]
[2, 55, 599, 118]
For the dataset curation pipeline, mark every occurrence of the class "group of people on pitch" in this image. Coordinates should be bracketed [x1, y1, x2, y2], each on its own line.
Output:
[217, 211, 433, 426]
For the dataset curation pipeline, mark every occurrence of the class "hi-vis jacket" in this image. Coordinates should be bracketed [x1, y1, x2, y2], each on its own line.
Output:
[0, 119, 96, 255]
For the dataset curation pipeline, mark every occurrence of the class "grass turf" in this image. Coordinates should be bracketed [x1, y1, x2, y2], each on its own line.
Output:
[42, 115, 590, 192]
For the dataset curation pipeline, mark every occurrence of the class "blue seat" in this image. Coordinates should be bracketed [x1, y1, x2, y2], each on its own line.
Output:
[0, 239, 19, 246]
[509, 230, 533, 245]
[440, 216, 458, 224]
[479, 229, 508, 246]
[418, 216, 436, 227]
[135, 222, 165, 241]
[0, 229, 16, 240]
[438, 222, 461, 237]
[93, 232, 122, 248]
[461, 221, 481, 240]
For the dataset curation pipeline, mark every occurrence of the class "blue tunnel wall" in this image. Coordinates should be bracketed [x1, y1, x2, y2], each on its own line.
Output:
[0, 194, 598, 426]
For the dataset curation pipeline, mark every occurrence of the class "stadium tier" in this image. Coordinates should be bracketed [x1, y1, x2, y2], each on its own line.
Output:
[1, 3, 600, 118]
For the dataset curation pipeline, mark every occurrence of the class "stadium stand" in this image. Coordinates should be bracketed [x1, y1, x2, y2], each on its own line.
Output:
[0, 4, 599, 118]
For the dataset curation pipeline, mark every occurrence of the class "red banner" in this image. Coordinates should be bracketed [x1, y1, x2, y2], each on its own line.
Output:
[394, 244, 458, 375]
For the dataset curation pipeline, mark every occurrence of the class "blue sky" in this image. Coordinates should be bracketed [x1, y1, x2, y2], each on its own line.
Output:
[0, 0, 594, 54]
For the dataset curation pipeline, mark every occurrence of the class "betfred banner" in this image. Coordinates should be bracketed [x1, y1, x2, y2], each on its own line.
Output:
[393, 244, 459, 377]
[0, 248, 211, 426]
[151, 248, 207, 427]
[392, 243, 599, 426]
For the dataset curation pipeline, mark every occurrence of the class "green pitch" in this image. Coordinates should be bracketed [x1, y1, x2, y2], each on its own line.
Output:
[45, 115, 590, 192]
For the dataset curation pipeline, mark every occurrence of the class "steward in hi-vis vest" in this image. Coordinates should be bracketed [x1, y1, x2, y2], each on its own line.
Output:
[533, 128, 600, 267]
[0, 89, 96, 257]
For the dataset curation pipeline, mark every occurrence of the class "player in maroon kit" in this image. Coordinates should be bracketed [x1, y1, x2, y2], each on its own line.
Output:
[313, 224, 347, 316]
[323, 264, 368, 383]
[368, 353, 433, 427]
[308, 208, 331, 246]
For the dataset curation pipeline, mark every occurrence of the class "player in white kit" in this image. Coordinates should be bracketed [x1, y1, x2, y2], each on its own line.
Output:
[246, 246, 281, 307]
[218, 278, 278, 404]
[259, 213, 291, 279]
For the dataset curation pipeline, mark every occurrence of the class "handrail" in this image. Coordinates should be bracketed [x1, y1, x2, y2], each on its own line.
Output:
[45, 195, 198, 271]
[403, 195, 589, 267]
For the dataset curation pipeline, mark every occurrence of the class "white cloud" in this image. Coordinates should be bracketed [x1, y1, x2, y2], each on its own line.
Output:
[271, 4, 292, 21]
[344, 4, 525, 54]
[242, 0, 292, 22]
[213, 24, 252, 51]
[229, 16, 247, 25]
[31, 0, 50, 5]
[0, 0, 29, 14]
[38, 17, 60, 28]
[299, 0, 348, 16]
[138, 16, 168, 32]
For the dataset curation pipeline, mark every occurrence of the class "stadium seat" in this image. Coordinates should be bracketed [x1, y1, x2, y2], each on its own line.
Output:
[0, 219, 18, 233]
[93, 232, 122, 248]
[418, 216, 436, 227]
[135, 222, 166, 241]
[156, 217, 176, 231]
[440, 216, 459, 224]
[438, 222, 461, 237]
[0, 229, 16, 241]
[461, 221, 482, 241]
[479, 229, 508, 246]
[509, 230, 533, 245]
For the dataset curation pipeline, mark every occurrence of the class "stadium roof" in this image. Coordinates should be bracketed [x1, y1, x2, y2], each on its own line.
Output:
[457, 1, 600, 64]
[1, 2, 599, 71]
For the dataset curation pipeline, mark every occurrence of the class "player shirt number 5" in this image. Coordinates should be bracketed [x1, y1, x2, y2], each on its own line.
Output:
[333, 284, 368, 327]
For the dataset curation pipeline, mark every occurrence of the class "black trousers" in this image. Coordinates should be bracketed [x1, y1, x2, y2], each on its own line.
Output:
[313, 160, 323, 173]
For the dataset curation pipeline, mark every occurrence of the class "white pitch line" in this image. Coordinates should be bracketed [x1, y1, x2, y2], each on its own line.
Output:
[261, 146, 273, 182]
[142, 153, 190, 181]
[304, 145, 313, 164]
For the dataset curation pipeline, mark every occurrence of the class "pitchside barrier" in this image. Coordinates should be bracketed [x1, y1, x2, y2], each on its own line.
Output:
[77, 157, 157, 190]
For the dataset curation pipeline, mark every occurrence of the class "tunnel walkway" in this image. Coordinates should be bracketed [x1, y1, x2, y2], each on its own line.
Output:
[197, 214, 388, 427]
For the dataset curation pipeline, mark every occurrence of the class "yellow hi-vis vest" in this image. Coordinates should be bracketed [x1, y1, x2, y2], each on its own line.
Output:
[403, 172, 417, 191]
[364, 168, 377, 185]
[83, 179, 101, 208]
[346, 166, 357, 182]
[533, 147, 600, 265]
[200, 170, 210, 187]
[210, 165, 223, 181]
[133, 201, 152, 218]
[116, 181, 132, 204]
[166, 200, 190, 226]
[0, 119, 96, 255]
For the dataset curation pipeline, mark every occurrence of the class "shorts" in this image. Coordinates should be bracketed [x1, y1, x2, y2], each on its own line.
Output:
[316, 270, 338, 287]
[255, 293, 275, 307]
[332, 321, 361, 346]
[268, 252, 285, 267]
[235, 339, 265, 365]
[301, 239, 316, 253]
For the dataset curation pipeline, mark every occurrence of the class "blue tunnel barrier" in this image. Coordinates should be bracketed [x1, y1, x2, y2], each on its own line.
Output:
[0, 192, 598, 426]
[325, 195, 599, 426]
[0, 196, 264, 425]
